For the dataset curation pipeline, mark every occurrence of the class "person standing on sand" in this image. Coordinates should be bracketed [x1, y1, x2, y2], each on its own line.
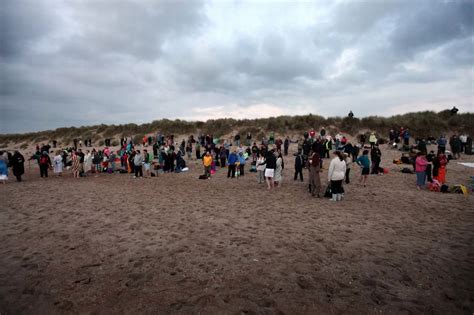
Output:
[344, 153, 352, 184]
[369, 132, 377, 149]
[433, 151, 448, 184]
[71, 151, 81, 178]
[356, 150, 370, 187]
[134, 150, 144, 178]
[53, 151, 63, 176]
[328, 151, 346, 201]
[0, 152, 9, 183]
[256, 153, 266, 184]
[370, 145, 382, 175]
[294, 148, 304, 182]
[203, 151, 213, 178]
[227, 149, 238, 178]
[238, 151, 246, 176]
[265, 149, 276, 190]
[309, 150, 322, 197]
[415, 152, 428, 190]
[143, 149, 152, 178]
[10, 151, 25, 182]
[274, 152, 283, 187]
[39, 151, 52, 178]
[84, 150, 92, 173]
[284, 137, 290, 156]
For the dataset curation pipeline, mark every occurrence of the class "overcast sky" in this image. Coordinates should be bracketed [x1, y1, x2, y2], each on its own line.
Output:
[1, 0, 473, 133]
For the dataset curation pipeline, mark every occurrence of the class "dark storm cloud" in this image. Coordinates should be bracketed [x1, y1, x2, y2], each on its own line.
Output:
[0, 0, 472, 133]
[0, 0, 58, 58]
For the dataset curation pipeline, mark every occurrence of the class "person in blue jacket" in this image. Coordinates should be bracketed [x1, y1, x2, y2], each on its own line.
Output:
[238, 152, 246, 176]
[227, 149, 238, 178]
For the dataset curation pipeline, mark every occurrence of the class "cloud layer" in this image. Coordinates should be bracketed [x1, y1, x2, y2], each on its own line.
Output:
[1, 0, 473, 133]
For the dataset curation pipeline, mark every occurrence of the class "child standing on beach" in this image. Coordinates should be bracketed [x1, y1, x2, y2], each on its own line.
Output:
[356, 150, 370, 187]
[415, 152, 428, 189]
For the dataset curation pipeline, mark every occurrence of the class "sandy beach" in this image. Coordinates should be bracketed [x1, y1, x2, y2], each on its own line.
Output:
[1, 143, 473, 314]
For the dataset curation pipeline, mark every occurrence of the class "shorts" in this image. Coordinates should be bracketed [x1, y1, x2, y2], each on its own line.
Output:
[144, 163, 150, 171]
[265, 168, 275, 178]
[361, 167, 370, 175]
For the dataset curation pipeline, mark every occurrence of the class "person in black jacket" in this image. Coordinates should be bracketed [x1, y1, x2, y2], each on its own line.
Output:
[370, 145, 382, 175]
[294, 149, 304, 181]
[10, 151, 25, 182]
[265, 149, 277, 190]
[284, 137, 290, 156]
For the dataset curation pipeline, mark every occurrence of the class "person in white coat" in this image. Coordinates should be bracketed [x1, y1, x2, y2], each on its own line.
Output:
[328, 151, 346, 201]
[84, 150, 93, 173]
[53, 151, 63, 176]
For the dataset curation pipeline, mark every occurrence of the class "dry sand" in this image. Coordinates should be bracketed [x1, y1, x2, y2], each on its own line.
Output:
[1, 144, 473, 314]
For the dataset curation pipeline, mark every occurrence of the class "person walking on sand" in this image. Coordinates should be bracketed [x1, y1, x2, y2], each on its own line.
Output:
[53, 151, 63, 176]
[71, 151, 81, 178]
[309, 150, 322, 197]
[356, 150, 370, 187]
[328, 151, 346, 201]
[134, 150, 144, 178]
[265, 149, 276, 190]
[10, 151, 25, 182]
[203, 151, 213, 178]
[415, 152, 428, 190]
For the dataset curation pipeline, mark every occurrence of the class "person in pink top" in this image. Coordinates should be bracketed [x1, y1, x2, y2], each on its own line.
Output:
[415, 152, 428, 190]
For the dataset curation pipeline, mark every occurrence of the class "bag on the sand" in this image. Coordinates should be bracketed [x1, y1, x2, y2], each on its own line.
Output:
[198, 174, 208, 180]
[440, 184, 449, 193]
[324, 185, 332, 198]
[451, 185, 468, 194]
[401, 156, 410, 164]
[249, 165, 257, 172]
[401, 168, 413, 174]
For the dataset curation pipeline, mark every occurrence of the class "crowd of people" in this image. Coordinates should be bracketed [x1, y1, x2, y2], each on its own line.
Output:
[0, 129, 471, 199]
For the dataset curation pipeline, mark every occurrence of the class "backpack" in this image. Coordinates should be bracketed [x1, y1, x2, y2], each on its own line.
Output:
[40, 156, 48, 165]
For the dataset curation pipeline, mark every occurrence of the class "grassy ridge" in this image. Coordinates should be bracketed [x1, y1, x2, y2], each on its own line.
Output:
[1, 110, 472, 147]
